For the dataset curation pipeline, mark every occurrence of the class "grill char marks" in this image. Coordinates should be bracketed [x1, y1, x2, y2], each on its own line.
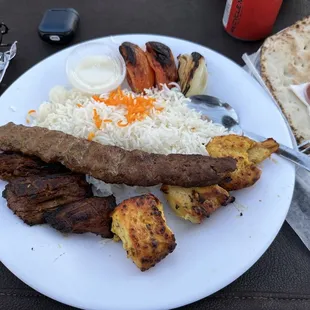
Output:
[0, 152, 69, 180]
[146, 42, 174, 67]
[119, 42, 155, 93]
[44, 196, 116, 238]
[2, 173, 92, 225]
[145, 41, 178, 88]
[120, 42, 137, 65]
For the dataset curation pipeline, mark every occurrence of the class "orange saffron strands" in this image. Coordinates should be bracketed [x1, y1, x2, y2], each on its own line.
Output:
[92, 95, 100, 101]
[26, 109, 36, 124]
[93, 108, 102, 129]
[92, 95, 105, 102]
[117, 120, 128, 127]
[92, 87, 164, 127]
[88, 132, 95, 141]
[103, 119, 112, 123]
[77, 104, 82, 108]
[155, 107, 164, 111]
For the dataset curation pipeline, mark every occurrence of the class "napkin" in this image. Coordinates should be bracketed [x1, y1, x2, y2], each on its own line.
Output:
[287, 167, 310, 250]
[243, 50, 310, 250]
[290, 83, 310, 112]
[0, 41, 17, 84]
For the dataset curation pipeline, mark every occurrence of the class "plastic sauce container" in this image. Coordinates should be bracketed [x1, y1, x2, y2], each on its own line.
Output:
[223, 0, 283, 41]
[66, 42, 126, 94]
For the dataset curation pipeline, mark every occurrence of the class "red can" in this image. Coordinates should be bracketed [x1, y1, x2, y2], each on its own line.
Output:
[223, 0, 283, 41]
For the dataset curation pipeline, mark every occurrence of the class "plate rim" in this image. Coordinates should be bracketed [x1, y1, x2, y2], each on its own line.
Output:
[0, 33, 296, 310]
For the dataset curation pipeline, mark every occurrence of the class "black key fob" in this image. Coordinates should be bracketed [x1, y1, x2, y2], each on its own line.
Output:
[38, 8, 79, 44]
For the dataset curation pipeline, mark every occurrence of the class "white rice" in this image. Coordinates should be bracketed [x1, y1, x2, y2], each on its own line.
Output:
[33, 85, 227, 201]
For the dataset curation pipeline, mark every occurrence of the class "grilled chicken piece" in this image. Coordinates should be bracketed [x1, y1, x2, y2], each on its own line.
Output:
[111, 194, 176, 271]
[145, 41, 178, 88]
[0, 152, 69, 181]
[119, 42, 155, 93]
[206, 135, 279, 191]
[2, 173, 92, 225]
[248, 138, 280, 164]
[161, 185, 234, 224]
[161, 135, 278, 223]
[44, 196, 116, 238]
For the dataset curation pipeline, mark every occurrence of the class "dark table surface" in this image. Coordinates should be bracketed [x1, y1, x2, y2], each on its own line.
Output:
[1, 1, 310, 309]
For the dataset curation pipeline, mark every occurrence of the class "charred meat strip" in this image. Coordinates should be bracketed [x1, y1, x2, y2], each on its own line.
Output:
[2, 173, 92, 225]
[0, 152, 69, 181]
[119, 42, 155, 93]
[0, 123, 236, 188]
[145, 41, 178, 88]
[44, 196, 116, 238]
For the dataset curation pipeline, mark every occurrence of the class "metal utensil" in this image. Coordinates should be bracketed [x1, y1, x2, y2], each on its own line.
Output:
[0, 22, 10, 48]
[188, 94, 310, 172]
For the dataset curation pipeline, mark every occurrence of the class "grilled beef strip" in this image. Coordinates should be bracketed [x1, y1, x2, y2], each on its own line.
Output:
[2, 173, 92, 225]
[0, 151, 69, 180]
[0, 123, 236, 187]
[44, 196, 116, 238]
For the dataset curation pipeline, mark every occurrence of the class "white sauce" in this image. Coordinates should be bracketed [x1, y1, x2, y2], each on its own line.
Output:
[69, 55, 121, 92]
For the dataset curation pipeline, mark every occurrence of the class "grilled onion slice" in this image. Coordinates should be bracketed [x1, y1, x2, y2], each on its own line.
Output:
[177, 52, 208, 97]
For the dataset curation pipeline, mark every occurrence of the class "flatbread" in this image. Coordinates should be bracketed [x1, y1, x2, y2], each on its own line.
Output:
[261, 16, 310, 143]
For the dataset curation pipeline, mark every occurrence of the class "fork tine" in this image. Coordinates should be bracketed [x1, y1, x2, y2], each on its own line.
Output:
[302, 147, 310, 155]
[301, 147, 310, 155]
[298, 140, 310, 147]
[298, 140, 310, 152]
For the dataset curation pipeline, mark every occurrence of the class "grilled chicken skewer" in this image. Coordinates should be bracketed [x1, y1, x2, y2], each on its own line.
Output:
[161, 135, 279, 224]
[206, 135, 279, 191]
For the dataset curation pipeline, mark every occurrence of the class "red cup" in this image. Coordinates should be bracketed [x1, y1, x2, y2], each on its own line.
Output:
[223, 0, 283, 41]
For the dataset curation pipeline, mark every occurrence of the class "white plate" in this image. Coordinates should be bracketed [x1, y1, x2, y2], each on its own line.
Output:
[0, 35, 295, 310]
